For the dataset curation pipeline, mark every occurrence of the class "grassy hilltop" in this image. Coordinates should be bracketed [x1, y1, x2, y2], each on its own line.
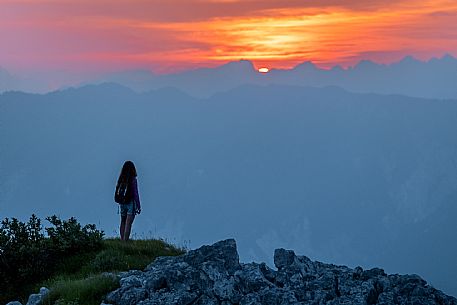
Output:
[0, 215, 184, 305]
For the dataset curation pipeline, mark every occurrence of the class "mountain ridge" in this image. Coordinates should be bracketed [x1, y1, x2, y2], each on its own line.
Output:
[92, 54, 457, 99]
[1, 54, 457, 98]
[2, 83, 457, 296]
[3, 81, 454, 102]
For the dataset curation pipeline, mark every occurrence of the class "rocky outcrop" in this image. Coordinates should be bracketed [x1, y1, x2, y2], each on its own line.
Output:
[105, 239, 456, 305]
[6, 287, 50, 305]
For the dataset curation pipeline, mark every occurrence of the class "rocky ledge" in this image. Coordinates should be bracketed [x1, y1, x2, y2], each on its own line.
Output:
[105, 239, 456, 305]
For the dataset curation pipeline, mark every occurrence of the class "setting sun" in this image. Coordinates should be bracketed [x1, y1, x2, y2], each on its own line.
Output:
[258, 67, 270, 73]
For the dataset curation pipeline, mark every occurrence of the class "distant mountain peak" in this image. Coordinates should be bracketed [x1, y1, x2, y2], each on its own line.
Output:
[218, 59, 255, 72]
[440, 53, 457, 62]
[58, 82, 134, 96]
[354, 59, 381, 70]
[293, 61, 318, 71]
[330, 65, 344, 72]
[398, 55, 421, 65]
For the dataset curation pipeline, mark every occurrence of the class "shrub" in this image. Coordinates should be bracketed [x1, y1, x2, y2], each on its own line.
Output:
[46, 215, 104, 254]
[0, 215, 48, 296]
[0, 215, 104, 304]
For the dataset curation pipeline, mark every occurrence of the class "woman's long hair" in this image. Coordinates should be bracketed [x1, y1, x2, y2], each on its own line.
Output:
[118, 160, 137, 184]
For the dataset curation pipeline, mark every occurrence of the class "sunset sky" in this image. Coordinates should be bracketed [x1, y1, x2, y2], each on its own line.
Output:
[1, 0, 457, 74]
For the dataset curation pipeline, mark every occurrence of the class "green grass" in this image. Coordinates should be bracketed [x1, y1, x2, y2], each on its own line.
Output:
[38, 238, 184, 305]
[42, 275, 119, 305]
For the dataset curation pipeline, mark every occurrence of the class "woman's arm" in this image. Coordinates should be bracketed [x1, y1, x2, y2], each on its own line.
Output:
[132, 177, 141, 213]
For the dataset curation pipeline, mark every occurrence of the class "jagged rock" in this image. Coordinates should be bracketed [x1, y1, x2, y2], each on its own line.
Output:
[104, 239, 457, 305]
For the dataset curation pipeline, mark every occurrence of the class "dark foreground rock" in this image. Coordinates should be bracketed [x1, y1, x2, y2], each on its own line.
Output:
[105, 239, 456, 305]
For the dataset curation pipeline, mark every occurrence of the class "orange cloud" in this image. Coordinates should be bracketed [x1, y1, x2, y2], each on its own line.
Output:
[0, 0, 456, 73]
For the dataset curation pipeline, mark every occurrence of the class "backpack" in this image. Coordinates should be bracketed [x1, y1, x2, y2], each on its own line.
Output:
[115, 175, 130, 204]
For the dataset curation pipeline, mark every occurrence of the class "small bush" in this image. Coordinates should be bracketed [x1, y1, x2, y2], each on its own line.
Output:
[46, 216, 104, 253]
[0, 215, 104, 304]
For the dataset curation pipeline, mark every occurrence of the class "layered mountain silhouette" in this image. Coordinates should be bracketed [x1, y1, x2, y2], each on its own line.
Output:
[1, 83, 457, 296]
[1, 55, 456, 99]
[91, 54, 457, 99]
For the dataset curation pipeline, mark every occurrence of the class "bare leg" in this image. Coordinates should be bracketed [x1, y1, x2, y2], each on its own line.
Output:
[120, 215, 127, 241]
[124, 214, 135, 241]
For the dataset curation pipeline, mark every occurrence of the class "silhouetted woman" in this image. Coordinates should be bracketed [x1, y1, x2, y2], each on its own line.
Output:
[115, 161, 141, 241]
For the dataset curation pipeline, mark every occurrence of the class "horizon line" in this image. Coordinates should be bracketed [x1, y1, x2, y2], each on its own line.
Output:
[1, 52, 456, 78]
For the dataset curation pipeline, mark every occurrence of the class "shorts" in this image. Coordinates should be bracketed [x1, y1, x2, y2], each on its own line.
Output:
[120, 202, 135, 217]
